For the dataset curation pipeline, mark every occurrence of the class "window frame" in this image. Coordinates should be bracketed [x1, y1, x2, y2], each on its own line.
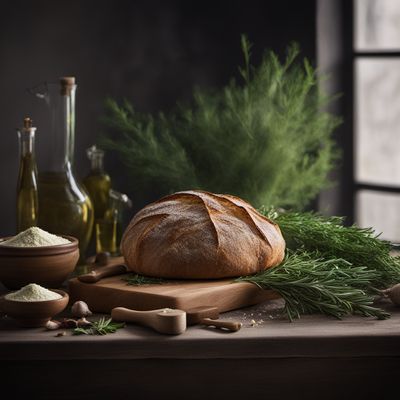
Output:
[351, 0, 400, 233]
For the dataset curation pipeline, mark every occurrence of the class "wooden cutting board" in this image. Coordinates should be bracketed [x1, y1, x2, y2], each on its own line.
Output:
[68, 273, 279, 314]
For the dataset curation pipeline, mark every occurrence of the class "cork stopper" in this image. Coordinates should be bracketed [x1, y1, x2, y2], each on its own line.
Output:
[23, 117, 33, 129]
[60, 76, 75, 86]
[18, 116, 36, 136]
[60, 76, 76, 95]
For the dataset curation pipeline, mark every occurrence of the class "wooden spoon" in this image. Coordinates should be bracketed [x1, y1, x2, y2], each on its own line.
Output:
[78, 263, 128, 283]
[111, 307, 187, 335]
[186, 306, 242, 332]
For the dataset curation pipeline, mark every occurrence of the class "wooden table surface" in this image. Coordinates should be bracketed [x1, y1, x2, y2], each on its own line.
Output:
[1, 286, 400, 400]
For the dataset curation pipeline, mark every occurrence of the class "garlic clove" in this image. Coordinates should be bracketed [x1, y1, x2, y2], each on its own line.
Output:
[46, 320, 62, 330]
[77, 317, 92, 327]
[71, 300, 93, 318]
[382, 283, 400, 306]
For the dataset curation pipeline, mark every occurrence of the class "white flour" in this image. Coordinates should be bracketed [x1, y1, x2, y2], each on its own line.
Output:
[5, 283, 62, 302]
[0, 227, 70, 247]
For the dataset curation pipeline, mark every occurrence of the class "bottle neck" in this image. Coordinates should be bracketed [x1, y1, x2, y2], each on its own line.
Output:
[90, 154, 105, 173]
[41, 82, 76, 173]
[18, 129, 36, 157]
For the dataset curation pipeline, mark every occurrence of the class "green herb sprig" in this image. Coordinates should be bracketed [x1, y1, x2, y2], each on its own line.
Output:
[265, 208, 400, 289]
[73, 318, 125, 336]
[237, 250, 389, 321]
[123, 274, 165, 286]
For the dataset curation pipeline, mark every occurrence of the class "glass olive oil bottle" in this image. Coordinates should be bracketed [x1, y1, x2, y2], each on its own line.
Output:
[31, 77, 94, 264]
[83, 145, 111, 220]
[16, 117, 38, 232]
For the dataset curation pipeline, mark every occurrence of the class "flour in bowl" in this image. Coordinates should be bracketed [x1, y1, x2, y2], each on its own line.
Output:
[0, 227, 70, 247]
[5, 283, 62, 302]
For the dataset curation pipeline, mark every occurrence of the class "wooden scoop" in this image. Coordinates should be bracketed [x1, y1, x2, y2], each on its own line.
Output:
[78, 263, 128, 283]
[186, 306, 242, 332]
[111, 307, 187, 335]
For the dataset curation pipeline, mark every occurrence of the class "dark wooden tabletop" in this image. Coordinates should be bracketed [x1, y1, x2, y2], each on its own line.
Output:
[1, 297, 400, 360]
[1, 285, 400, 400]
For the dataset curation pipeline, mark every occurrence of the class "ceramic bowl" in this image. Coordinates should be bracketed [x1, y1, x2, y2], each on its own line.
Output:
[0, 235, 79, 290]
[0, 289, 69, 327]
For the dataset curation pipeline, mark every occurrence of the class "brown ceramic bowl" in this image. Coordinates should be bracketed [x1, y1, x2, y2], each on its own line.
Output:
[0, 289, 69, 327]
[0, 235, 79, 290]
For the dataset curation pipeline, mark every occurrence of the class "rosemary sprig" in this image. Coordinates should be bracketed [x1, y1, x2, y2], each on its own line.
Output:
[123, 274, 165, 286]
[264, 208, 400, 289]
[237, 251, 390, 321]
[73, 318, 125, 336]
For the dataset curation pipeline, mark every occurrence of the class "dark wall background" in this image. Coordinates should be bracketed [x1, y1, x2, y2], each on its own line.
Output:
[0, 0, 316, 236]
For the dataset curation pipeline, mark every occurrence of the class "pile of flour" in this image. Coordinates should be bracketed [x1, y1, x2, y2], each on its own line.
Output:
[5, 283, 62, 302]
[0, 227, 70, 247]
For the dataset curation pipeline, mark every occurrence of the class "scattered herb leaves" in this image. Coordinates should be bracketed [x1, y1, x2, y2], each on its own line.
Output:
[123, 274, 165, 286]
[73, 318, 125, 336]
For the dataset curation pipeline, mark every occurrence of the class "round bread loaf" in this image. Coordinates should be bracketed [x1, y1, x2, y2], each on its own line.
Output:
[120, 190, 286, 279]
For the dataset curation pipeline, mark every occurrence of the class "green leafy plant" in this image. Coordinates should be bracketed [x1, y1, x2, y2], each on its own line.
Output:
[101, 36, 340, 210]
[73, 318, 125, 336]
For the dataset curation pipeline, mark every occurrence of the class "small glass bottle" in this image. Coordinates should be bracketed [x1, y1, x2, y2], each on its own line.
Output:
[83, 145, 111, 220]
[16, 117, 38, 232]
[96, 189, 132, 255]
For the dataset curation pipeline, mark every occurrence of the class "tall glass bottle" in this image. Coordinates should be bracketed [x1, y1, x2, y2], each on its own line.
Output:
[83, 145, 111, 220]
[31, 77, 94, 263]
[16, 117, 38, 232]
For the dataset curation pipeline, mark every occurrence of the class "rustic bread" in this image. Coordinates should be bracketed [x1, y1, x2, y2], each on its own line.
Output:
[120, 190, 285, 279]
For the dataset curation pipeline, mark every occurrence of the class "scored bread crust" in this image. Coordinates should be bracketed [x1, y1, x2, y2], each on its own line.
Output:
[120, 190, 286, 279]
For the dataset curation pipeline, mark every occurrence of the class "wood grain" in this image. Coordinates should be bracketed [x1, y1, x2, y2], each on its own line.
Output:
[68, 274, 279, 314]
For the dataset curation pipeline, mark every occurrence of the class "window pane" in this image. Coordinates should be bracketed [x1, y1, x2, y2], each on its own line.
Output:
[356, 190, 400, 241]
[355, 58, 400, 186]
[355, 0, 400, 51]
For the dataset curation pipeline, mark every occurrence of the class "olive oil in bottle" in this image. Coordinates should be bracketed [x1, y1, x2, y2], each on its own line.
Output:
[32, 77, 94, 263]
[83, 145, 111, 220]
[95, 207, 117, 255]
[96, 189, 132, 255]
[16, 117, 38, 232]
